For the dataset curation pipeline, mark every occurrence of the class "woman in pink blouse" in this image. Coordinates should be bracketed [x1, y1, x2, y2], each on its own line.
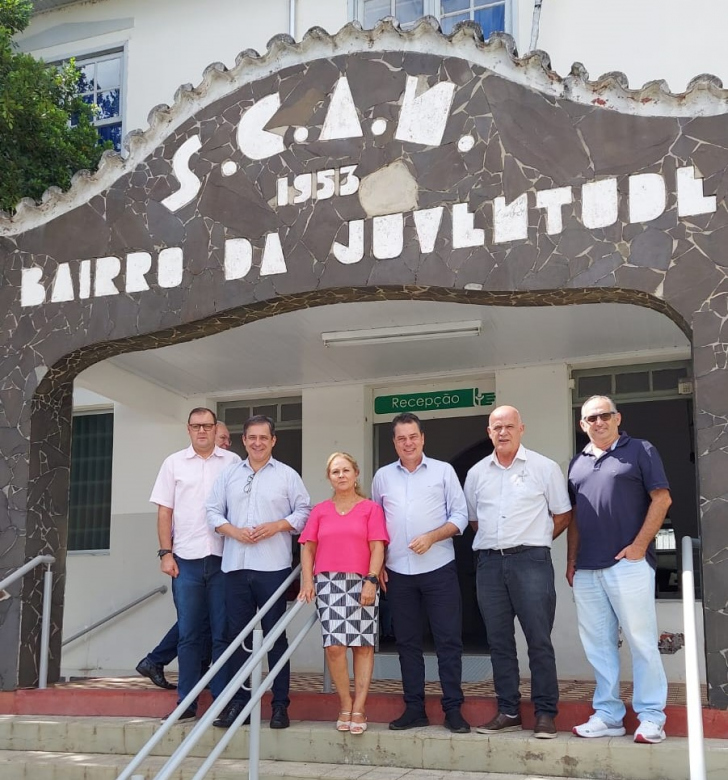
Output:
[299, 452, 389, 735]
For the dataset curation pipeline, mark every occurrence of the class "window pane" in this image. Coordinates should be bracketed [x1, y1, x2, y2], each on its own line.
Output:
[440, 11, 468, 33]
[96, 89, 120, 120]
[77, 63, 95, 93]
[69, 413, 113, 551]
[252, 404, 277, 419]
[615, 371, 650, 394]
[441, 0, 469, 12]
[280, 402, 303, 422]
[652, 367, 688, 392]
[95, 57, 120, 90]
[395, 0, 424, 24]
[474, 4, 506, 37]
[577, 375, 611, 398]
[363, 0, 391, 27]
[222, 406, 250, 426]
[98, 123, 122, 152]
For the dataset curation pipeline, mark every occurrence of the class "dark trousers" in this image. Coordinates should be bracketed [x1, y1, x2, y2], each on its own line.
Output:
[386, 561, 464, 713]
[147, 620, 212, 673]
[476, 547, 559, 717]
[225, 567, 291, 709]
[171, 555, 228, 710]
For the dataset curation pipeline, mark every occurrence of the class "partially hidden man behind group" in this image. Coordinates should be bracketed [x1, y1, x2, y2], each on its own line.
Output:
[149, 403, 671, 742]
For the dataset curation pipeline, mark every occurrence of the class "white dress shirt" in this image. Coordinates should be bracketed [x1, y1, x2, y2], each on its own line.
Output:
[372, 454, 468, 575]
[149, 445, 241, 559]
[206, 457, 311, 573]
[464, 445, 571, 550]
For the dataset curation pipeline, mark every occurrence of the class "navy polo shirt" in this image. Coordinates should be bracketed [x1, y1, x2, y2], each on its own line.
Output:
[568, 433, 670, 570]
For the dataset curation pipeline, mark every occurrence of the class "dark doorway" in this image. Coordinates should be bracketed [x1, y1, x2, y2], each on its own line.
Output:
[374, 415, 492, 653]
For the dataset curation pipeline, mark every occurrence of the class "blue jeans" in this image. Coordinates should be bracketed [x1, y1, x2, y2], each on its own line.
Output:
[225, 568, 291, 709]
[476, 547, 558, 717]
[171, 555, 227, 711]
[573, 558, 667, 726]
[386, 561, 464, 713]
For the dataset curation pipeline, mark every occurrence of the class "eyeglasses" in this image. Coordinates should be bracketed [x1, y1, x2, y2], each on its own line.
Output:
[189, 423, 215, 432]
[244, 473, 255, 494]
[583, 412, 617, 425]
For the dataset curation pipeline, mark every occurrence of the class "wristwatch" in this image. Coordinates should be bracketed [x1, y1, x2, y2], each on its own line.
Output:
[363, 574, 379, 586]
[157, 548, 173, 559]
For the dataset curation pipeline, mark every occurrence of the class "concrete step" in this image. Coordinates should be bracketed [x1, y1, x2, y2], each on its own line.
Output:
[0, 751, 591, 780]
[0, 716, 726, 780]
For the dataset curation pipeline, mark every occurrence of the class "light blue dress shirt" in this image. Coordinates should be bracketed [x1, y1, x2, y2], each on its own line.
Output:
[372, 454, 468, 575]
[206, 457, 311, 573]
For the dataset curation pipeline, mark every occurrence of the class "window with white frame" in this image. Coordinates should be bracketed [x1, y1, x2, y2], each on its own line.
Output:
[356, 0, 509, 37]
[58, 49, 124, 152]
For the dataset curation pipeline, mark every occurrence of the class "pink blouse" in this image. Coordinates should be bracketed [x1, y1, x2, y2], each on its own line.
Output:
[299, 499, 389, 576]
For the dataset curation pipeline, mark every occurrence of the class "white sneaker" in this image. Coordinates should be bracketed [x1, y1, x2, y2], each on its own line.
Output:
[572, 715, 626, 738]
[634, 720, 666, 744]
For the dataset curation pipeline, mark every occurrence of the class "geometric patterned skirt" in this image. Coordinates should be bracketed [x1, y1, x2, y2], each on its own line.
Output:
[314, 571, 380, 647]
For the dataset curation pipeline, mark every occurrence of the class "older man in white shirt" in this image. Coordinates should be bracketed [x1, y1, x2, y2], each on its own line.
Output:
[207, 414, 310, 730]
[149, 407, 241, 721]
[464, 405, 571, 740]
[372, 412, 470, 734]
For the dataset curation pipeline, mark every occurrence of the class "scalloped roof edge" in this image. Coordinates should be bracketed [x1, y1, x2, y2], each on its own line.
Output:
[2, 16, 726, 235]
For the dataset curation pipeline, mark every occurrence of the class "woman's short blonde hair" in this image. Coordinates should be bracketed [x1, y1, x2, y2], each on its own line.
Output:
[326, 452, 366, 498]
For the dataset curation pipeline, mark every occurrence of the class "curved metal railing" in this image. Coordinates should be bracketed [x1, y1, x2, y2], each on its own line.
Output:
[0, 554, 55, 688]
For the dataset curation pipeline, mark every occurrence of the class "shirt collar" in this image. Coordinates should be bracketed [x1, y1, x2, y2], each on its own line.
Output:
[583, 432, 627, 456]
[487, 444, 527, 469]
[184, 444, 222, 460]
[396, 452, 429, 473]
[243, 456, 276, 472]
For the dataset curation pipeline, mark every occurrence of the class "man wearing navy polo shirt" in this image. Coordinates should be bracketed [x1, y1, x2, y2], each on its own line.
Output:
[568, 395, 671, 744]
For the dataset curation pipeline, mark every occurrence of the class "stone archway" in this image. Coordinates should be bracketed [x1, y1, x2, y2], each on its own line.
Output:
[1, 20, 727, 705]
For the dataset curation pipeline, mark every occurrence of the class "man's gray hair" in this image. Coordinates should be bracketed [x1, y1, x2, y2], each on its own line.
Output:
[581, 395, 617, 418]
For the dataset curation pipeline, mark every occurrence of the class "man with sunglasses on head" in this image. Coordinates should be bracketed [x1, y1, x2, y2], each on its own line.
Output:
[149, 408, 241, 721]
[207, 414, 311, 730]
[465, 405, 571, 740]
[568, 395, 671, 744]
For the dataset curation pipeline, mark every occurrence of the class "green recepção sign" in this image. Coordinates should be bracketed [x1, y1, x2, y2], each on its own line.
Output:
[374, 388, 495, 415]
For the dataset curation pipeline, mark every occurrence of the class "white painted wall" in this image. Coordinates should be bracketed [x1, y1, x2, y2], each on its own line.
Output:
[63, 364, 188, 677]
[533, 0, 728, 90]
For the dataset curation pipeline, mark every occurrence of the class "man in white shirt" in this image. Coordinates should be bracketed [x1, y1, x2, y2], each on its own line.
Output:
[372, 413, 470, 734]
[207, 415, 311, 730]
[464, 405, 571, 739]
[149, 407, 241, 721]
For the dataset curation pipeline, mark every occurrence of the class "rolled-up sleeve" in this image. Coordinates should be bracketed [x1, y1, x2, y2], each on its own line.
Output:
[206, 467, 231, 530]
[444, 465, 468, 533]
[283, 472, 311, 533]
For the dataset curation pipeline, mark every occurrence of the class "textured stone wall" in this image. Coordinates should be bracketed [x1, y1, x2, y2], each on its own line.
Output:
[0, 21, 726, 704]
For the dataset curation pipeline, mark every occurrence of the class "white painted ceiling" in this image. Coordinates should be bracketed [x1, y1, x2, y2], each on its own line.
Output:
[104, 301, 690, 398]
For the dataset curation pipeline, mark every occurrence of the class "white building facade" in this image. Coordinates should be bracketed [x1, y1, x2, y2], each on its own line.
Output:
[11, 0, 726, 690]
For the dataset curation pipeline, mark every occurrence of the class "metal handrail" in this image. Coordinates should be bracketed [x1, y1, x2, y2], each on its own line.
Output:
[117, 564, 303, 780]
[62, 585, 168, 646]
[681, 535, 706, 780]
[0, 554, 55, 689]
[160, 600, 317, 780]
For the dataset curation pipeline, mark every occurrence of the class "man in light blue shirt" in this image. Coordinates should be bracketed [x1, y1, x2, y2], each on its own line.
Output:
[206, 415, 311, 730]
[372, 412, 470, 734]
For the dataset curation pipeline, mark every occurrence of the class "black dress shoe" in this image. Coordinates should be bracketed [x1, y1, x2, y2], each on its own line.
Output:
[161, 706, 196, 723]
[213, 700, 249, 728]
[444, 709, 471, 734]
[389, 709, 429, 730]
[270, 704, 290, 729]
[136, 657, 176, 690]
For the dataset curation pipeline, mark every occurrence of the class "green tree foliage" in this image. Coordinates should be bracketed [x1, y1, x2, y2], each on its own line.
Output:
[0, 0, 109, 213]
